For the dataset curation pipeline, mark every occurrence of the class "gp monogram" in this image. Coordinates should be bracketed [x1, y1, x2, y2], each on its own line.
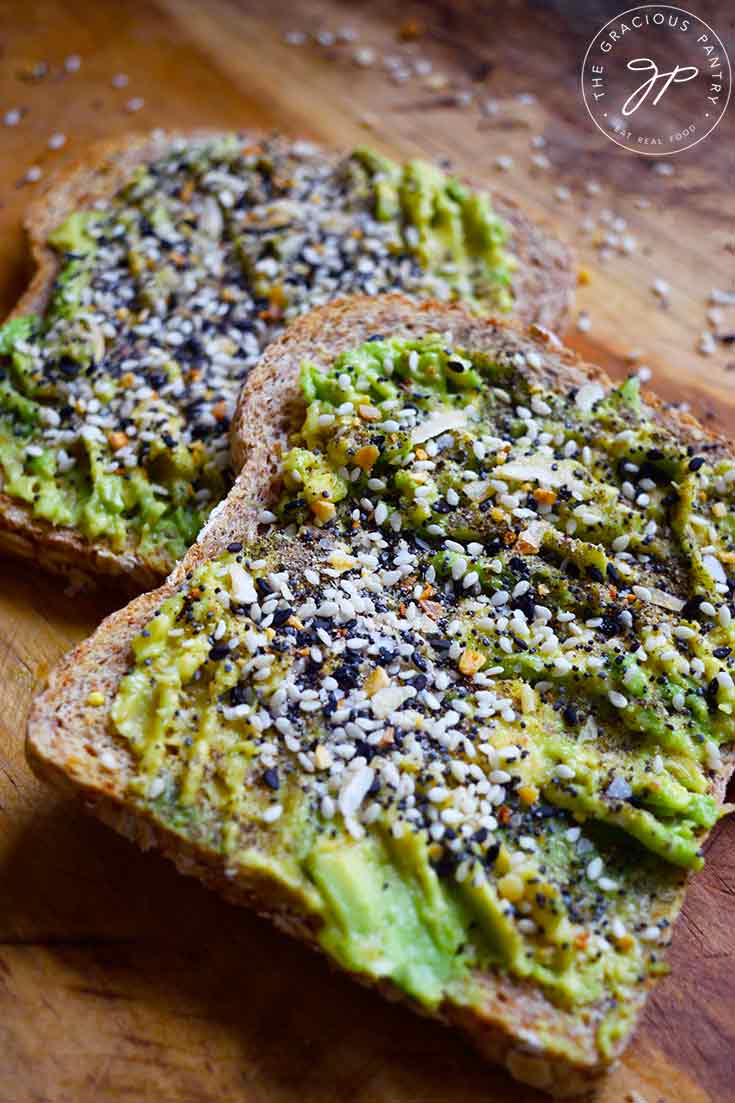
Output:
[581, 5, 731, 155]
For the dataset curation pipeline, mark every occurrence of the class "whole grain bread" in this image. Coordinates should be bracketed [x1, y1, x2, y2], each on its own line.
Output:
[0, 131, 220, 592]
[26, 294, 735, 1096]
[0, 131, 573, 592]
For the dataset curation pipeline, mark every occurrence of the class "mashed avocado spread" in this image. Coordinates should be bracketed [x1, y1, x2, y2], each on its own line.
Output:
[110, 333, 734, 1063]
[0, 137, 511, 572]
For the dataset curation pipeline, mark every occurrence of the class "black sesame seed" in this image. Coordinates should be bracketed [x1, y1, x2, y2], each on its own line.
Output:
[56, 356, 80, 378]
[606, 563, 623, 586]
[681, 594, 704, 620]
[484, 842, 501, 865]
[229, 682, 248, 707]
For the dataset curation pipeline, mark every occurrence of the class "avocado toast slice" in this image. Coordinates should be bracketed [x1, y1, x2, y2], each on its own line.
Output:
[0, 131, 573, 591]
[27, 294, 734, 1096]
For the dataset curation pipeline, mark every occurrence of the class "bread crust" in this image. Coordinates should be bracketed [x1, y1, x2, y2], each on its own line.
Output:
[0, 131, 574, 590]
[26, 294, 735, 1096]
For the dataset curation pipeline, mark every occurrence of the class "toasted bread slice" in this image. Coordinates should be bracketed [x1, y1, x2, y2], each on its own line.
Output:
[0, 131, 573, 592]
[28, 294, 733, 1097]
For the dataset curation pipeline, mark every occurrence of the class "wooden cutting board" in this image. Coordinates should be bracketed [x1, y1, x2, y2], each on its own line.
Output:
[0, 2, 733, 1101]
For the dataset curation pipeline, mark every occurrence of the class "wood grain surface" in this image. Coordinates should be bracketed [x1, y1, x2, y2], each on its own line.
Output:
[0, 2, 734, 1101]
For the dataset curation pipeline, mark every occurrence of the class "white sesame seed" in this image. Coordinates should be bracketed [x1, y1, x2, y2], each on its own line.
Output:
[48, 132, 66, 150]
[704, 740, 722, 770]
[608, 690, 628, 709]
[587, 857, 603, 881]
[519, 685, 535, 714]
[353, 47, 375, 67]
[489, 769, 511, 784]
[710, 288, 735, 306]
[125, 96, 145, 113]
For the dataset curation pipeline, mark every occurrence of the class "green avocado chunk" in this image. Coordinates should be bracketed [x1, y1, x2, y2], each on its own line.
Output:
[351, 149, 514, 312]
[308, 832, 467, 1008]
